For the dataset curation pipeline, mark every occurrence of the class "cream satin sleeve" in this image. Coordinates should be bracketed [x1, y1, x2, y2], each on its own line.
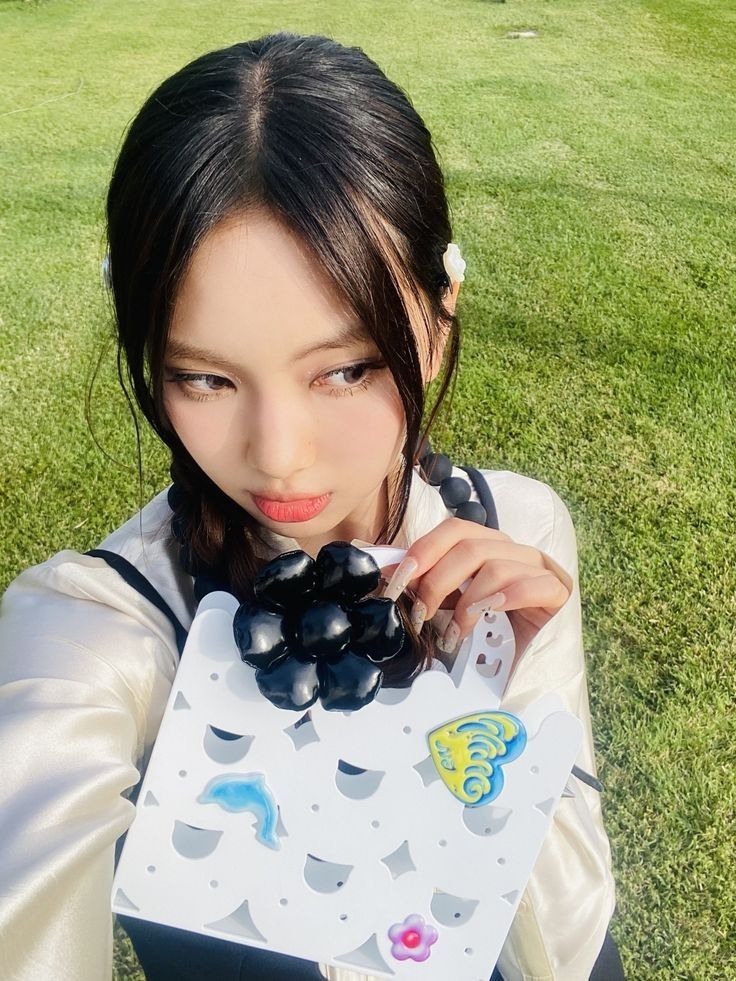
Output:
[496, 485, 616, 981]
[0, 551, 179, 981]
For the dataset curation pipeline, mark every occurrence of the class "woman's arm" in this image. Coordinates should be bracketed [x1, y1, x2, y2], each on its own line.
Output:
[0, 553, 178, 980]
[498, 484, 616, 981]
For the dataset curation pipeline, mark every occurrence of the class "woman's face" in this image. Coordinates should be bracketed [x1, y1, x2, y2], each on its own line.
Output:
[164, 212, 412, 555]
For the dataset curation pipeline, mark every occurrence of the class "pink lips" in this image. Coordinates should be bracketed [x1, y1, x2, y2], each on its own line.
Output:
[251, 492, 331, 523]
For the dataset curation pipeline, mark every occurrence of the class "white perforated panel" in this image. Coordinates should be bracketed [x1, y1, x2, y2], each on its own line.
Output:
[112, 546, 581, 979]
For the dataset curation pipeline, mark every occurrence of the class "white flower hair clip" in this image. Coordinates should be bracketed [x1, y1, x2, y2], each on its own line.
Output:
[442, 242, 466, 285]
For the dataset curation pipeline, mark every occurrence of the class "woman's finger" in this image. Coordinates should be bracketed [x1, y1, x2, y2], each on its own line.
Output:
[415, 553, 548, 622]
[382, 526, 542, 601]
[381, 518, 513, 597]
[453, 571, 570, 636]
[438, 563, 570, 653]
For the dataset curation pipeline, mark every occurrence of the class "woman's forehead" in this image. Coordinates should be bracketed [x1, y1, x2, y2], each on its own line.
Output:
[175, 214, 352, 324]
[169, 214, 368, 358]
[168, 211, 438, 371]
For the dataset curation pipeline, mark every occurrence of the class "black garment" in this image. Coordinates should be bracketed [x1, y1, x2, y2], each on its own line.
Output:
[590, 929, 626, 980]
[116, 918, 325, 980]
[116, 918, 621, 980]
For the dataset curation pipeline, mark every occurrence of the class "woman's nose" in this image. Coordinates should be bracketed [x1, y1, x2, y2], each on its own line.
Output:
[243, 390, 316, 480]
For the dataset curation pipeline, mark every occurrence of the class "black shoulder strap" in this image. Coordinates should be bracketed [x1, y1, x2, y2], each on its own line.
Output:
[458, 465, 500, 530]
[86, 548, 189, 657]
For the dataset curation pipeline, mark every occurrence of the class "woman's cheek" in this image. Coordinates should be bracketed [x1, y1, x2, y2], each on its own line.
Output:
[319, 380, 404, 465]
[164, 393, 237, 463]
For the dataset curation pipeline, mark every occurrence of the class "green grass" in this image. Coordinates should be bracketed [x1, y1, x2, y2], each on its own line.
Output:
[2, 1, 734, 977]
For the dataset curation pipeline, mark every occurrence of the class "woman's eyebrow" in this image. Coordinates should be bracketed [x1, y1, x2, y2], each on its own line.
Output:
[166, 322, 371, 371]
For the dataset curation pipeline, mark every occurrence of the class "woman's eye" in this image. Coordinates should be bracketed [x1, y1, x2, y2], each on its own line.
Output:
[318, 361, 384, 395]
[166, 372, 233, 400]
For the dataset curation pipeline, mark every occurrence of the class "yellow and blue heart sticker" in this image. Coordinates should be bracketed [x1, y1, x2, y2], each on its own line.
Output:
[427, 712, 527, 807]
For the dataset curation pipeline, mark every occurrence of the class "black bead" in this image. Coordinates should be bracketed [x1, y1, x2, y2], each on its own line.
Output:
[255, 657, 320, 712]
[289, 601, 351, 661]
[317, 651, 383, 711]
[420, 452, 453, 486]
[233, 601, 289, 669]
[315, 542, 381, 604]
[440, 475, 471, 508]
[167, 481, 186, 512]
[349, 597, 405, 662]
[455, 500, 488, 524]
[253, 549, 316, 612]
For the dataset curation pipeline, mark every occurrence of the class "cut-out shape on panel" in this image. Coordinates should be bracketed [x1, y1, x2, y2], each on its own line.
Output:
[380, 840, 416, 879]
[335, 934, 395, 974]
[428, 711, 527, 807]
[388, 913, 439, 962]
[335, 761, 384, 800]
[203, 725, 254, 764]
[413, 755, 440, 787]
[337, 759, 366, 774]
[534, 797, 555, 817]
[275, 809, 288, 838]
[304, 854, 354, 893]
[210, 726, 245, 740]
[114, 888, 139, 911]
[173, 691, 190, 710]
[430, 889, 479, 927]
[283, 712, 320, 750]
[204, 899, 267, 942]
[143, 791, 159, 807]
[485, 631, 503, 649]
[501, 890, 520, 905]
[462, 803, 511, 837]
[475, 653, 501, 678]
[171, 821, 223, 860]
[198, 773, 280, 850]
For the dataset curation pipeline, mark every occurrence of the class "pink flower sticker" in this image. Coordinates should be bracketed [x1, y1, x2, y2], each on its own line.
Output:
[388, 913, 439, 962]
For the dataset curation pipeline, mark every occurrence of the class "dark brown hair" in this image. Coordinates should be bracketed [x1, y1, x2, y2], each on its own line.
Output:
[104, 32, 460, 680]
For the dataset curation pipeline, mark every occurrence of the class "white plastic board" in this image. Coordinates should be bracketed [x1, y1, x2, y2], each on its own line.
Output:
[113, 546, 582, 979]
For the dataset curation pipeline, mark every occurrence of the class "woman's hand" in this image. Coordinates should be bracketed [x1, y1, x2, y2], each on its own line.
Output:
[381, 518, 572, 664]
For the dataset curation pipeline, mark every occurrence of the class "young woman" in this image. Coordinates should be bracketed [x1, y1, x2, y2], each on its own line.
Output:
[0, 32, 622, 981]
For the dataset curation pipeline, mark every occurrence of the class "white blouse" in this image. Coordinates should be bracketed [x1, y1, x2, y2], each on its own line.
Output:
[0, 467, 615, 980]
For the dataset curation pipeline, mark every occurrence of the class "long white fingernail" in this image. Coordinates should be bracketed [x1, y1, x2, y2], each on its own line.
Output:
[383, 556, 418, 601]
[410, 599, 427, 630]
[467, 592, 506, 615]
[438, 620, 460, 653]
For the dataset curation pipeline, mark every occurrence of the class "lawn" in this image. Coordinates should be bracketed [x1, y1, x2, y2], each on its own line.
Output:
[1, 0, 734, 977]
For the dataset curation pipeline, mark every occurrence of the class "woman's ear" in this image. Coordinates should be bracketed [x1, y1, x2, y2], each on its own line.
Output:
[443, 279, 460, 317]
[425, 281, 460, 383]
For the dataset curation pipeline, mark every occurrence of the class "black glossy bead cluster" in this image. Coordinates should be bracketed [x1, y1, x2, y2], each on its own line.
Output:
[232, 542, 408, 713]
[416, 441, 488, 526]
[167, 444, 488, 709]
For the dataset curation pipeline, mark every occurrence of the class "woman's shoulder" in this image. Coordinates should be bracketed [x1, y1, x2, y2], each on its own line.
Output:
[0, 490, 188, 754]
[0, 486, 193, 659]
[464, 467, 577, 558]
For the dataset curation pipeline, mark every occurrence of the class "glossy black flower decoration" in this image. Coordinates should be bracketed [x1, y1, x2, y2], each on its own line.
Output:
[233, 542, 406, 713]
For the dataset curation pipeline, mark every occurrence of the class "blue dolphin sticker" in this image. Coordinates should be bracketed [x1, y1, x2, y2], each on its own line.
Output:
[198, 772, 281, 850]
